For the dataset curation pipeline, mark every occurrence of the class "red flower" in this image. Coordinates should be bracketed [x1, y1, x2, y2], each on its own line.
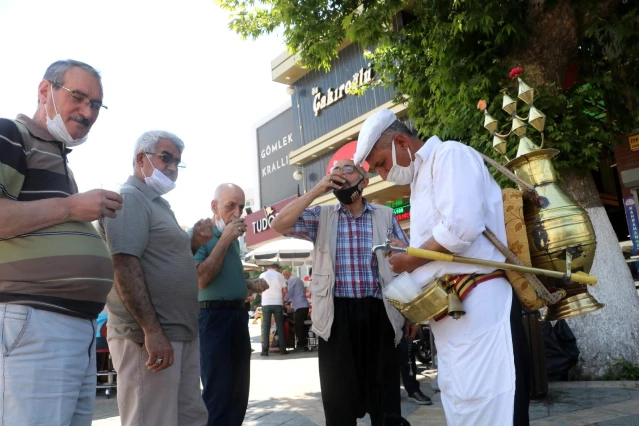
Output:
[509, 67, 524, 79]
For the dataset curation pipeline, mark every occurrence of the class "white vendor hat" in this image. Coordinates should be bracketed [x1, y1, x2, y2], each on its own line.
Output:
[353, 109, 397, 166]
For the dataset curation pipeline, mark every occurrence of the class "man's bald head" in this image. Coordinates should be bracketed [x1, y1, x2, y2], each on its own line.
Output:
[214, 183, 243, 201]
[211, 183, 245, 224]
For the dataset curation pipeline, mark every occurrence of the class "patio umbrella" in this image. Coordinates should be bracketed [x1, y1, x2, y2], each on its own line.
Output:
[245, 238, 313, 266]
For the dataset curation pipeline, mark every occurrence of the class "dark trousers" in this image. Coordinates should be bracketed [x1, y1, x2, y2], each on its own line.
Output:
[261, 305, 287, 352]
[318, 297, 402, 426]
[511, 291, 532, 425]
[199, 307, 251, 426]
[294, 307, 309, 348]
[399, 338, 420, 395]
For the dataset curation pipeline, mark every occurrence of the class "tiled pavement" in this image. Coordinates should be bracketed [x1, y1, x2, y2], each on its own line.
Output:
[93, 321, 639, 425]
[240, 380, 639, 426]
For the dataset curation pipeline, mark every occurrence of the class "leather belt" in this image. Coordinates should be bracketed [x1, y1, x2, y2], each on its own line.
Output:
[199, 300, 245, 310]
[448, 270, 507, 301]
[433, 271, 507, 322]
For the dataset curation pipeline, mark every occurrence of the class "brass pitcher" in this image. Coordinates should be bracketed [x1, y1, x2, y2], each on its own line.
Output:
[479, 75, 604, 321]
[505, 142, 603, 320]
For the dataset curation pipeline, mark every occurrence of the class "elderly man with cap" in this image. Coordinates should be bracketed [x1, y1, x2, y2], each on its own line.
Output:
[272, 158, 413, 426]
[353, 110, 531, 426]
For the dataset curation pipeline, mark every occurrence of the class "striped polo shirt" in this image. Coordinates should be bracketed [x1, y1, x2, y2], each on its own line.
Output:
[0, 115, 113, 319]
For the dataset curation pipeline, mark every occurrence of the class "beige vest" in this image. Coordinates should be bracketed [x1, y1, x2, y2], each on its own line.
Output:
[309, 204, 405, 344]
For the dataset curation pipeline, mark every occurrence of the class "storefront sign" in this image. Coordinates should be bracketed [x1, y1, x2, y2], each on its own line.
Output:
[630, 131, 639, 152]
[394, 205, 411, 222]
[293, 44, 395, 146]
[623, 196, 639, 253]
[388, 200, 411, 222]
[257, 108, 299, 207]
[261, 136, 293, 176]
[245, 195, 299, 247]
[312, 65, 373, 117]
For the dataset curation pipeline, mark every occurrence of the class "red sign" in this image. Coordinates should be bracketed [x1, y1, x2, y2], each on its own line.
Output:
[245, 195, 299, 247]
[325, 141, 370, 174]
[396, 211, 411, 222]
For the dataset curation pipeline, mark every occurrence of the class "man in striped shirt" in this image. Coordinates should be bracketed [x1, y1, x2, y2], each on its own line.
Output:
[0, 60, 123, 426]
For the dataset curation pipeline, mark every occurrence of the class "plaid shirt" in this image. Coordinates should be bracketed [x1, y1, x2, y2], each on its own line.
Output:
[287, 201, 408, 299]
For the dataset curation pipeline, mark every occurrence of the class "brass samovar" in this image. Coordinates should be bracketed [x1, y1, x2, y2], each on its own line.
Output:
[480, 76, 604, 321]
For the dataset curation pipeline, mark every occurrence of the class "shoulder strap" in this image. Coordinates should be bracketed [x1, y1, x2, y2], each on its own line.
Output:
[477, 152, 536, 196]
[483, 227, 563, 305]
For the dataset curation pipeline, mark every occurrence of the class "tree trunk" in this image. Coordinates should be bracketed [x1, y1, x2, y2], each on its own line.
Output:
[513, 0, 621, 89]
[513, 0, 580, 89]
[560, 169, 639, 378]
[513, 0, 636, 378]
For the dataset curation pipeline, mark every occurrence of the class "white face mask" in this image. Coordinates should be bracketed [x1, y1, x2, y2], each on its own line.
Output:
[141, 154, 176, 195]
[386, 140, 415, 185]
[45, 86, 89, 147]
[215, 217, 226, 233]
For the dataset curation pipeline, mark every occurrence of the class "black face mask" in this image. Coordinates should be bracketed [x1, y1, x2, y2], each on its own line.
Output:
[333, 177, 364, 205]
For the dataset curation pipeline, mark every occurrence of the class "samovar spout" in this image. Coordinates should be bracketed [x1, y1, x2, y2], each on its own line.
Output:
[372, 228, 409, 256]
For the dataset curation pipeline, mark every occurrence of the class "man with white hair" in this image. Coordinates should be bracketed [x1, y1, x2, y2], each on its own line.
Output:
[354, 110, 530, 426]
[99, 131, 208, 426]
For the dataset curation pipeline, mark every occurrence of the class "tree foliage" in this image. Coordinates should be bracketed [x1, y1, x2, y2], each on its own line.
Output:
[219, 0, 639, 174]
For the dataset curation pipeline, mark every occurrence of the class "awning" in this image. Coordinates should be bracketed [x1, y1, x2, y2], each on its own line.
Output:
[244, 238, 313, 266]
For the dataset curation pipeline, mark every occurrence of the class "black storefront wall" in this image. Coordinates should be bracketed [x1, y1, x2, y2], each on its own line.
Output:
[291, 43, 396, 147]
[290, 43, 397, 192]
[257, 108, 300, 207]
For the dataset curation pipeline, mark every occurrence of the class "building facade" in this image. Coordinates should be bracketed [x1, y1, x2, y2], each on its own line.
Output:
[270, 42, 413, 234]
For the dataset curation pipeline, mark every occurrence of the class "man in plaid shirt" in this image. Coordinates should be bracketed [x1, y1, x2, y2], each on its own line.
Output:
[272, 158, 414, 426]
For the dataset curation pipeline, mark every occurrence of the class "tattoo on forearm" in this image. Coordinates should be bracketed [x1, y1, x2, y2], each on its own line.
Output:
[112, 254, 160, 332]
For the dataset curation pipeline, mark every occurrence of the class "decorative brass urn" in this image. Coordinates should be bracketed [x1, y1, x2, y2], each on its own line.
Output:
[480, 76, 604, 321]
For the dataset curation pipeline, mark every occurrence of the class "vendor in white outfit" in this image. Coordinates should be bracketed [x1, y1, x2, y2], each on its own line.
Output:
[354, 109, 530, 426]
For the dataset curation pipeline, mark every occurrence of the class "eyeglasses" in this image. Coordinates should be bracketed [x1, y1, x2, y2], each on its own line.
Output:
[330, 165, 360, 174]
[145, 151, 186, 169]
[52, 82, 108, 111]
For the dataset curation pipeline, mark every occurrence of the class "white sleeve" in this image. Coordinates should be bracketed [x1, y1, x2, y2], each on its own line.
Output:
[431, 144, 487, 254]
